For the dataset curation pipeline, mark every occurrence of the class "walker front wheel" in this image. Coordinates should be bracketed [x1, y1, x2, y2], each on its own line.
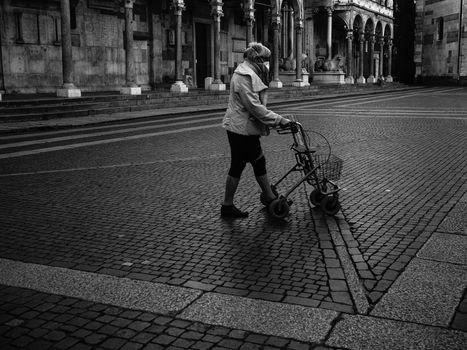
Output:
[268, 198, 290, 219]
[320, 196, 341, 216]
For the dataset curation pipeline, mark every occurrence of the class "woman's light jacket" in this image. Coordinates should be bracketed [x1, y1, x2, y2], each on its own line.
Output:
[222, 61, 285, 136]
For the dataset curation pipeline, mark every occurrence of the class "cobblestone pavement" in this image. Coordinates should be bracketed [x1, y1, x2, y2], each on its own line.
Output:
[0, 86, 466, 349]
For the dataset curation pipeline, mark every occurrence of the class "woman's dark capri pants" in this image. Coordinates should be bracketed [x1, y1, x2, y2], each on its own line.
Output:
[227, 130, 267, 178]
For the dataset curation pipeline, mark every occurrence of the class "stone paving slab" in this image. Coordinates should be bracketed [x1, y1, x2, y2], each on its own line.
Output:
[0, 258, 201, 315]
[0, 284, 322, 350]
[179, 293, 338, 343]
[370, 258, 467, 327]
[417, 232, 467, 265]
[438, 201, 467, 235]
[326, 314, 467, 350]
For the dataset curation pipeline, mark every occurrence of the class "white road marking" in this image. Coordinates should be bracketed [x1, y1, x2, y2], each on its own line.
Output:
[0, 124, 220, 160]
[338, 89, 448, 107]
[0, 112, 223, 140]
[0, 153, 227, 177]
[0, 115, 220, 150]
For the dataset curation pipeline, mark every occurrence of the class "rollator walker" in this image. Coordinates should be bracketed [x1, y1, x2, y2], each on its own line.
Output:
[261, 116, 343, 219]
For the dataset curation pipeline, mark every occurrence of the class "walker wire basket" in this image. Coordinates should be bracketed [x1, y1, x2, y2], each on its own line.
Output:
[312, 153, 343, 182]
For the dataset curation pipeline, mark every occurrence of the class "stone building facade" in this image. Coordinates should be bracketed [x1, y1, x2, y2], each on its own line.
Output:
[0, 0, 395, 95]
[414, 0, 466, 84]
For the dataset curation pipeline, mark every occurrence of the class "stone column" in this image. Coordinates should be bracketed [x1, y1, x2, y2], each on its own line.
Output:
[367, 34, 376, 83]
[270, 13, 283, 88]
[210, 0, 225, 91]
[170, 0, 188, 93]
[357, 31, 366, 83]
[57, 0, 81, 98]
[345, 30, 354, 84]
[293, 19, 308, 87]
[121, 0, 141, 95]
[243, 0, 255, 45]
[386, 38, 393, 82]
[281, 7, 288, 57]
[326, 7, 333, 60]
[288, 6, 294, 58]
[379, 37, 384, 79]
[304, 9, 315, 73]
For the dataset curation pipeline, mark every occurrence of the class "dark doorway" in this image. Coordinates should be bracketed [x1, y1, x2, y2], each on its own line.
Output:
[195, 22, 210, 88]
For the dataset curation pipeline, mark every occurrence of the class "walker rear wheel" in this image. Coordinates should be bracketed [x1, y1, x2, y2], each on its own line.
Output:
[268, 197, 290, 219]
[309, 189, 324, 207]
[320, 196, 341, 216]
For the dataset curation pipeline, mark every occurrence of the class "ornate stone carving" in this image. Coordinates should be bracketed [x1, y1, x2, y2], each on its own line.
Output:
[209, 0, 224, 19]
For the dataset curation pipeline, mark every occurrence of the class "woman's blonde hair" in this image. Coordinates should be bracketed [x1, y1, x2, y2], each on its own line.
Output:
[243, 42, 271, 61]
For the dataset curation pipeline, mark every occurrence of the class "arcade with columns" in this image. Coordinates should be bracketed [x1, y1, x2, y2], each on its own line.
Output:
[0, 0, 395, 97]
[168, 0, 395, 93]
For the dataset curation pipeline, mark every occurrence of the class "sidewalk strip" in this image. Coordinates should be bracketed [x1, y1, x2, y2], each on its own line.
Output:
[178, 292, 338, 343]
[326, 314, 467, 350]
[326, 215, 370, 314]
[370, 258, 467, 327]
[0, 258, 201, 315]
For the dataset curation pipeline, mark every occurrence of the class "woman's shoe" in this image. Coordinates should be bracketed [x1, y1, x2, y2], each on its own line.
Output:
[221, 205, 249, 218]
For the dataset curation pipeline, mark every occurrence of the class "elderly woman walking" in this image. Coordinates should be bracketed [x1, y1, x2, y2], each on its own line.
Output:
[221, 42, 291, 218]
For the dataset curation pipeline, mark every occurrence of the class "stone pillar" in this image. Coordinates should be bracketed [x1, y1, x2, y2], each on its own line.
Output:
[210, 0, 225, 91]
[367, 35, 376, 83]
[357, 31, 366, 84]
[281, 7, 288, 57]
[57, 0, 81, 98]
[270, 14, 283, 88]
[345, 30, 354, 84]
[326, 7, 333, 60]
[379, 37, 384, 79]
[386, 38, 393, 82]
[304, 9, 315, 73]
[293, 19, 308, 87]
[170, 0, 188, 93]
[243, 0, 255, 45]
[288, 6, 294, 57]
[121, 0, 141, 95]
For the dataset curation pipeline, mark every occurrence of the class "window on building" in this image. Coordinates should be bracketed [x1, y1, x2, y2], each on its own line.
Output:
[15, 12, 24, 43]
[70, 4, 77, 29]
[54, 17, 61, 44]
[437, 17, 444, 41]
